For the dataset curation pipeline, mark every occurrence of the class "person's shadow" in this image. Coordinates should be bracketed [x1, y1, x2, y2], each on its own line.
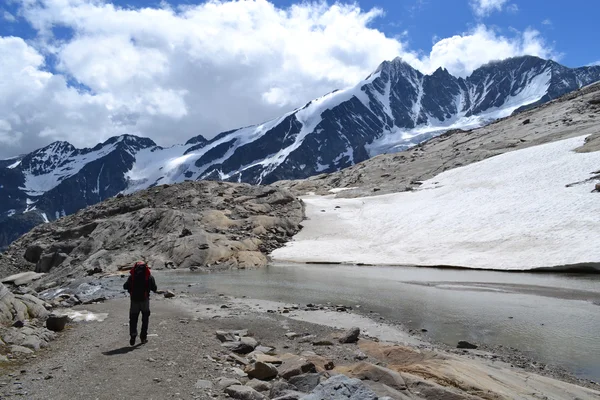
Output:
[102, 345, 141, 356]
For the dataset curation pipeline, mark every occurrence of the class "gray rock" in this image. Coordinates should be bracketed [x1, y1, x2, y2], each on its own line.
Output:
[278, 355, 316, 380]
[241, 336, 259, 349]
[269, 381, 298, 399]
[339, 327, 360, 344]
[21, 335, 42, 351]
[255, 345, 276, 355]
[245, 379, 271, 392]
[312, 339, 334, 346]
[10, 345, 34, 354]
[216, 377, 242, 390]
[272, 392, 305, 400]
[222, 341, 256, 355]
[46, 315, 69, 332]
[24, 245, 45, 263]
[245, 361, 278, 380]
[163, 290, 175, 298]
[300, 374, 378, 400]
[195, 379, 213, 389]
[35, 252, 68, 273]
[216, 330, 237, 343]
[457, 340, 478, 349]
[288, 373, 322, 393]
[224, 385, 268, 400]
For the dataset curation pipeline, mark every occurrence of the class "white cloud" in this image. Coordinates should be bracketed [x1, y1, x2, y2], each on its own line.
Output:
[0, 0, 556, 158]
[414, 25, 555, 77]
[542, 19, 552, 26]
[2, 11, 17, 22]
[470, 0, 510, 17]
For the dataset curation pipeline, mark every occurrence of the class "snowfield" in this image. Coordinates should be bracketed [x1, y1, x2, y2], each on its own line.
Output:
[272, 136, 600, 271]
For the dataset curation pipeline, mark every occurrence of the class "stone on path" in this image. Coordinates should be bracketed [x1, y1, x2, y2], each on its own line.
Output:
[216, 377, 241, 390]
[246, 379, 271, 392]
[288, 373, 322, 393]
[300, 374, 378, 400]
[278, 354, 316, 380]
[245, 361, 278, 380]
[224, 384, 268, 400]
[195, 379, 213, 389]
[339, 327, 360, 344]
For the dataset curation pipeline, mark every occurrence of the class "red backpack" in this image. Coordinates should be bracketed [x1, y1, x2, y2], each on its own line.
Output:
[129, 261, 151, 300]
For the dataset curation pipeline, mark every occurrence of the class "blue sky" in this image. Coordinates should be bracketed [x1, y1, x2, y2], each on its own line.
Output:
[0, 0, 598, 157]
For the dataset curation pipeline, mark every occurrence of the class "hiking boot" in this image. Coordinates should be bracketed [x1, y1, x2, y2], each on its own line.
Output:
[130, 336, 136, 346]
[140, 336, 148, 344]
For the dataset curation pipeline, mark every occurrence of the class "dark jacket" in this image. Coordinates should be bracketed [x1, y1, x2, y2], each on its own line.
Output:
[123, 268, 157, 301]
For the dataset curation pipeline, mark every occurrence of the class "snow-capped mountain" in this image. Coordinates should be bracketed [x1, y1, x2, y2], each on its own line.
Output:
[1, 55, 600, 248]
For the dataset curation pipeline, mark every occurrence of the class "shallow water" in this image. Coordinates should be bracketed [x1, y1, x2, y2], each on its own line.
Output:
[156, 263, 600, 381]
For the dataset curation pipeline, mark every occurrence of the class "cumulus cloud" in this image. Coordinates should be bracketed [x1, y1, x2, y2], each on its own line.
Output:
[0, 0, 555, 158]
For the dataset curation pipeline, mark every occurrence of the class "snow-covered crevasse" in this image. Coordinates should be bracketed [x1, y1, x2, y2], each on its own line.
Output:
[272, 135, 600, 270]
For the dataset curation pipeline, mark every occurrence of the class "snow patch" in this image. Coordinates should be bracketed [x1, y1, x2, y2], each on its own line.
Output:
[273, 136, 600, 271]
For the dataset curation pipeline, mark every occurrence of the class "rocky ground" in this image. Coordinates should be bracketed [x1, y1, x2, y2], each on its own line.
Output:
[274, 81, 600, 197]
[0, 181, 303, 291]
[0, 291, 598, 400]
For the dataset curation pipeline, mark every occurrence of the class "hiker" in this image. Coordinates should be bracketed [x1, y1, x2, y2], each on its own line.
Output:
[123, 261, 158, 345]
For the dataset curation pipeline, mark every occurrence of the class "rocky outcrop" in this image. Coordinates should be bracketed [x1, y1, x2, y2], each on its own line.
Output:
[1, 181, 303, 288]
[0, 282, 57, 360]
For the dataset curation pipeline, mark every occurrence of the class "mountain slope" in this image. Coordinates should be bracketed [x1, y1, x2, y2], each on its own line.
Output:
[272, 84, 600, 270]
[1, 56, 600, 249]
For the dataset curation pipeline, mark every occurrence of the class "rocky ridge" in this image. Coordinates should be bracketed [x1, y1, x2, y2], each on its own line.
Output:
[0, 181, 303, 291]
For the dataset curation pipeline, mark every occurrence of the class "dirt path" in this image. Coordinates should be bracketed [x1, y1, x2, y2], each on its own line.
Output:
[1, 293, 599, 400]
[0, 295, 343, 400]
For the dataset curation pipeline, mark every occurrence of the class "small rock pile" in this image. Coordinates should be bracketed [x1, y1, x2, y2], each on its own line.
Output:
[208, 327, 382, 400]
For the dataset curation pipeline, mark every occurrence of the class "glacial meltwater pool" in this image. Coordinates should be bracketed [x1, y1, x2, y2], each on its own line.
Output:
[154, 263, 600, 381]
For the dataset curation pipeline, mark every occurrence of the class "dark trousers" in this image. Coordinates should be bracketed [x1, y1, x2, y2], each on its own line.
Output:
[129, 299, 150, 338]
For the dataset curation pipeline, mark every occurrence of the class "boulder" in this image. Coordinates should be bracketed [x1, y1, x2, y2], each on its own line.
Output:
[21, 335, 43, 351]
[163, 290, 175, 299]
[269, 381, 298, 399]
[46, 314, 69, 332]
[24, 245, 44, 263]
[240, 336, 259, 349]
[222, 341, 256, 354]
[10, 345, 34, 354]
[300, 351, 334, 372]
[216, 377, 242, 390]
[339, 327, 360, 344]
[216, 330, 237, 342]
[272, 392, 304, 400]
[224, 385, 268, 400]
[245, 379, 271, 392]
[288, 373, 322, 393]
[249, 352, 282, 365]
[245, 361, 278, 380]
[35, 252, 68, 273]
[300, 374, 378, 400]
[1, 272, 45, 286]
[456, 341, 478, 349]
[278, 354, 316, 380]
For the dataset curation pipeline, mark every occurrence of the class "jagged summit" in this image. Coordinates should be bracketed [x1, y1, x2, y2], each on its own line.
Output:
[1, 56, 600, 249]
